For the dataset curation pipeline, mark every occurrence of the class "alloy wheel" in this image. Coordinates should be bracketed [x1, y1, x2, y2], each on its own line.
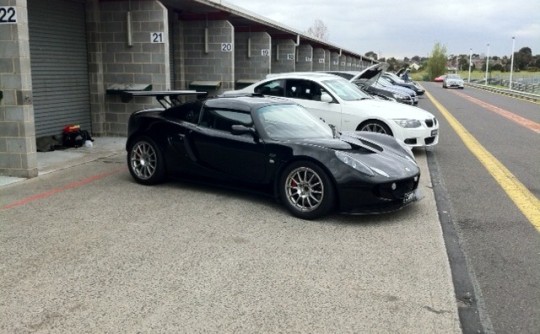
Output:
[130, 141, 157, 180]
[285, 166, 324, 212]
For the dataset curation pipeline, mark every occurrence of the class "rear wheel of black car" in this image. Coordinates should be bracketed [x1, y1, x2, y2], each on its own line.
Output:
[279, 161, 335, 220]
[127, 136, 165, 185]
[358, 120, 392, 136]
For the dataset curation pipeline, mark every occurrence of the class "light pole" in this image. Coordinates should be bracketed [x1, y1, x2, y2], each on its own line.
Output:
[509, 36, 515, 90]
[485, 43, 490, 86]
[468, 48, 472, 83]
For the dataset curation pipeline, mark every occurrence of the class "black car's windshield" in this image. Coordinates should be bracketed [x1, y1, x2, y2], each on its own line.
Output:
[322, 78, 372, 101]
[256, 104, 334, 140]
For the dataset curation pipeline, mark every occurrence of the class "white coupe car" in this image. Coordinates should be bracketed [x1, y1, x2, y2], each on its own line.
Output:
[443, 74, 465, 89]
[224, 73, 439, 147]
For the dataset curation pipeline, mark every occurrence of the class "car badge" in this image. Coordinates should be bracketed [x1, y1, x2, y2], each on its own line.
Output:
[405, 167, 410, 172]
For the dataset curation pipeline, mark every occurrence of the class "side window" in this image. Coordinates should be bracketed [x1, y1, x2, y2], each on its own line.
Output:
[286, 79, 324, 101]
[199, 107, 252, 132]
[254, 79, 285, 97]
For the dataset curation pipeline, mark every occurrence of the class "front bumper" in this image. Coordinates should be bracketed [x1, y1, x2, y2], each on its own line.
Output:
[337, 178, 422, 214]
[393, 118, 439, 147]
[445, 81, 464, 88]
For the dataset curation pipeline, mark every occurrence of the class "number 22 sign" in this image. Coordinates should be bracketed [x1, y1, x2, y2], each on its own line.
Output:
[0, 7, 17, 24]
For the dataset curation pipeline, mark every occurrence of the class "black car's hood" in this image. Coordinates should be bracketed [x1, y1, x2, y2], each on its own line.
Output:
[292, 132, 418, 178]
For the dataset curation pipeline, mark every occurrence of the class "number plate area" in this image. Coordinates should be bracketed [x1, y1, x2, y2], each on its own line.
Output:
[403, 191, 416, 204]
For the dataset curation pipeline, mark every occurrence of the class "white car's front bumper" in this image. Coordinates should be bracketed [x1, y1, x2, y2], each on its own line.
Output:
[391, 118, 439, 147]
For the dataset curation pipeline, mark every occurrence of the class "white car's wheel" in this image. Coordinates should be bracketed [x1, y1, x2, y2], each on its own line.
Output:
[358, 121, 392, 136]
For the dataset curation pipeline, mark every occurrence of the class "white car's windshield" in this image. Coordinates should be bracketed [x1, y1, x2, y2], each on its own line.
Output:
[256, 104, 334, 140]
[322, 79, 372, 101]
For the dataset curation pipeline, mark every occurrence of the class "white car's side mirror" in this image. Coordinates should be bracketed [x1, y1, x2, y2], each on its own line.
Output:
[320, 92, 333, 103]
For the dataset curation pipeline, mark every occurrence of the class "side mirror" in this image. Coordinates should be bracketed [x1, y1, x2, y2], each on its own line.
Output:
[231, 124, 257, 137]
[320, 92, 333, 103]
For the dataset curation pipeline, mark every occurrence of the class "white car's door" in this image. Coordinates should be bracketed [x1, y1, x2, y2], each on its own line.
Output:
[283, 79, 344, 131]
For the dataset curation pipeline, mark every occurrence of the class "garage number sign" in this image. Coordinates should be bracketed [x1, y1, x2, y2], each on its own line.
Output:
[150, 32, 165, 43]
[0, 6, 17, 24]
[221, 43, 233, 52]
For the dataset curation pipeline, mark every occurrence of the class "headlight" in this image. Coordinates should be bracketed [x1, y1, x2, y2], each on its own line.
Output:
[392, 93, 406, 101]
[335, 151, 374, 177]
[393, 119, 422, 128]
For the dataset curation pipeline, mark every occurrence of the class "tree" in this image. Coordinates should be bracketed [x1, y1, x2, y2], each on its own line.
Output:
[386, 57, 398, 71]
[515, 47, 533, 70]
[306, 19, 329, 41]
[364, 51, 378, 60]
[457, 55, 469, 71]
[426, 42, 447, 80]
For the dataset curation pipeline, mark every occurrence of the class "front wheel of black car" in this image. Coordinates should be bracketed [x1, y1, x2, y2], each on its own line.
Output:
[279, 161, 335, 220]
[127, 136, 165, 185]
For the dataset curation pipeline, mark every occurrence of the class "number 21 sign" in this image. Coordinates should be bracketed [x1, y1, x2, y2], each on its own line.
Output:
[150, 32, 165, 43]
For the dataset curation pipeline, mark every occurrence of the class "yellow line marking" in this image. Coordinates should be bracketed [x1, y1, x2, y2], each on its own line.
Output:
[425, 91, 540, 232]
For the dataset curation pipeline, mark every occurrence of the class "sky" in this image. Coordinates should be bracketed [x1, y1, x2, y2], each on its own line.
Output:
[220, 0, 540, 59]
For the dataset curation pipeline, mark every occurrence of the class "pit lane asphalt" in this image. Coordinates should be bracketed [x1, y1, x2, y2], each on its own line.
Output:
[0, 138, 461, 332]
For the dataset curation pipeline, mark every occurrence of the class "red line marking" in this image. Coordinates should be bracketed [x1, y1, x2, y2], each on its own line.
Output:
[1, 167, 125, 210]
[453, 91, 540, 133]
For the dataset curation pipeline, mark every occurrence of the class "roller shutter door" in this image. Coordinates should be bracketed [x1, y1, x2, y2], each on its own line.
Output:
[28, 0, 91, 137]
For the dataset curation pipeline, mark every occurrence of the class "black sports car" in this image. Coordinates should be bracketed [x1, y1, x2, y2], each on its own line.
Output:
[125, 91, 421, 219]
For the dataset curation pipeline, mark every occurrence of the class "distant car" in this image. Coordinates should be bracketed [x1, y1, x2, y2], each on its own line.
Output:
[126, 91, 421, 219]
[434, 75, 446, 82]
[443, 74, 464, 89]
[382, 72, 425, 95]
[325, 64, 418, 105]
[224, 72, 439, 147]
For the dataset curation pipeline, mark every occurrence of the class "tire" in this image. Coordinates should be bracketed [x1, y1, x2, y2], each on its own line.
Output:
[127, 136, 166, 185]
[357, 120, 392, 136]
[279, 161, 335, 220]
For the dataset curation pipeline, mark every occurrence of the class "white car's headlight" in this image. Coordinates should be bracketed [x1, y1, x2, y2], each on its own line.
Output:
[393, 119, 422, 128]
[392, 93, 406, 100]
[335, 151, 374, 177]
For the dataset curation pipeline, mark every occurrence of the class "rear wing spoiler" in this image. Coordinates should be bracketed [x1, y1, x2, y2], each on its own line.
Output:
[121, 90, 208, 108]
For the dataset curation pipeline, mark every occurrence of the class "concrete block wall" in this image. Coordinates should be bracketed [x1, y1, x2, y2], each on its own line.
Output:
[93, 0, 170, 136]
[312, 47, 326, 71]
[330, 51, 340, 70]
[296, 44, 313, 72]
[339, 55, 346, 70]
[234, 32, 271, 84]
[0, 0, 38, 178]
[181, 20, 234, 95]
[170, 12, 185, 90]
[346, 56, 352, 70]
[271, 39, 296, 73]
[361, 59, 370, 69]
[325, 50, 331, 71]
[86, 0, 106, 137]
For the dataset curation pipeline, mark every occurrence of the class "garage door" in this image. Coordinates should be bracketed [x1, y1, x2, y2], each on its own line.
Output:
[28, 0, 91, 137]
